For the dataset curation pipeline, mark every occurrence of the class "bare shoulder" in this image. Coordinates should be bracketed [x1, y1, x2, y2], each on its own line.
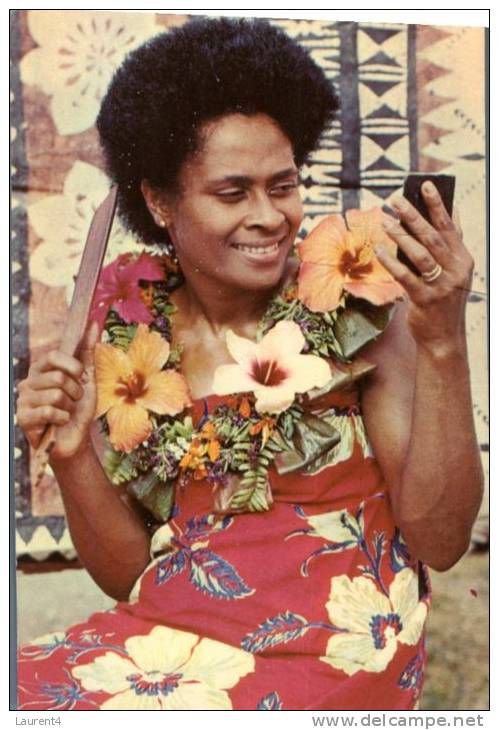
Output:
[361, 299, 416, 383]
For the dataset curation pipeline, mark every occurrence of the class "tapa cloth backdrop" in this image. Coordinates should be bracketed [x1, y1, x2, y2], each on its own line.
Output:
[11, 11, 487, 560]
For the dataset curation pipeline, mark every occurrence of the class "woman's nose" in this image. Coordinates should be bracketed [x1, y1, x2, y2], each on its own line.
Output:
[245, 193, 286, 230]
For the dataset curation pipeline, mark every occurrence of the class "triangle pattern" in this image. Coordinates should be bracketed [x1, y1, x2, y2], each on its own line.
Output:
[419, 121, 453, 150]
[361, 135, 409, 171]
[419, 88, 456, 117]
[364, 155, 405, 172]
[362, 185, 397, 203]
[416, 103, 461, 133]
[416, 25, 453, 52]
[361, 27, 402, 45]
[361, 79, 401, 98]
[417, 59, 451, 87]
[360, 50, 402, 67]
[357, 27, 408, 69]
[365, 103, 404, 121]
[418, 154, 453, 173]
[364, 132, 406, 151]
[359, 83, 406, 119]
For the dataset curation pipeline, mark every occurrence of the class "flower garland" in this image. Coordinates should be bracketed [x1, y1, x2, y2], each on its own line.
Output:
[94, 208, 402, 521]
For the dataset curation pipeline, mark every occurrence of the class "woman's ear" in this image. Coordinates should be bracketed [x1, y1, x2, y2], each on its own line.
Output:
[140, 180, 171, 230]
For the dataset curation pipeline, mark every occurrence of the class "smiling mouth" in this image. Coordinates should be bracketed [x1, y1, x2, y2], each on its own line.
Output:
[231, 239, 283, 256]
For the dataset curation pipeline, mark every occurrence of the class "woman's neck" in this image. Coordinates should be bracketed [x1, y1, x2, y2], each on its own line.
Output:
[174, 280, 270, 333]
[172, 258, 298, 335]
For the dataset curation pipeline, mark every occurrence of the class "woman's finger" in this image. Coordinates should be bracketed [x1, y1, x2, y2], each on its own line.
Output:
[24, 388, 77, 414]
[452, 205, 463, 238]
[17, 404, 71, 431]
[420, 181, 461, 249]
[21, 371, 84, 401]
[31, 350, 84, 380]
[382, 216, 452, 273]
[375, 244, 439, 304]
[79, 321, 100, 370]
[391, 195, 451, 264]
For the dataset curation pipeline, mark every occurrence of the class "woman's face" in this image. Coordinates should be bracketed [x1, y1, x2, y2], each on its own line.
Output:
[156, 113, 303, 293]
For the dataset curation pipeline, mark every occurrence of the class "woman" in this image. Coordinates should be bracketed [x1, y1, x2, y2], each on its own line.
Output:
[16, 17, 482, 711]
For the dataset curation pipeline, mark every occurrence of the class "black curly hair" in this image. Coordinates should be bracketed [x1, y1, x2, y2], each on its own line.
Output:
[97, 16, 339, 245]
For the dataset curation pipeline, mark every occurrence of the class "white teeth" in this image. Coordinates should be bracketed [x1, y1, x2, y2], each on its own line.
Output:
[234, 242, 279, 255]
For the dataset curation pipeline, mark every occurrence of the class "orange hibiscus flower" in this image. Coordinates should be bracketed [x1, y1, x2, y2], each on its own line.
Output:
[297, 208, 404, 313]
[95, 324, 191, 452]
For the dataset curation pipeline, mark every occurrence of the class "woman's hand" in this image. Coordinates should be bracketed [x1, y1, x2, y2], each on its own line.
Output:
[376, 180, 474, 357]
[361, 182, 483, 568]
[16, 323, 99, 460]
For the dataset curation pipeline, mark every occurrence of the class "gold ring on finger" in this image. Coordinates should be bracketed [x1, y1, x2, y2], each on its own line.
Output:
[421, 262, 443, 283]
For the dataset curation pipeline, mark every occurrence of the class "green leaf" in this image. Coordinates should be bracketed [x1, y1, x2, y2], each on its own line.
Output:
[104, 450, 138, 485]
[127, 471, 174, 522]
[274, 414, 341, 475]
[334, 301, 393, 358]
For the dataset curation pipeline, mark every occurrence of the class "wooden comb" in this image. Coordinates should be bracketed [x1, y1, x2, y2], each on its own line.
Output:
[31, 186, 118, 487]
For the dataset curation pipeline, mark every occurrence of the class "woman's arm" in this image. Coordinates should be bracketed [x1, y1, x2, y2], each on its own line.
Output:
[360, 183, 484, 571]
[16, 324, 151, 600]
[50, 440, 151, 601]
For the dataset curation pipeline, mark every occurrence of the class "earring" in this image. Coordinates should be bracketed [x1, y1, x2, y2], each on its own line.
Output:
[151, 208, 167, 228]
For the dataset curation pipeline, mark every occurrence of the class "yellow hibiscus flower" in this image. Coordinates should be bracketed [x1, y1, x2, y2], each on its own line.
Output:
[95, 324, 191, 452]
[321, 568, 427, 676]
[72, 625, 255, 710]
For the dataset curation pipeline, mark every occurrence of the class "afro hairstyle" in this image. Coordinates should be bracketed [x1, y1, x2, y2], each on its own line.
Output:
[97, 16, 339, 245]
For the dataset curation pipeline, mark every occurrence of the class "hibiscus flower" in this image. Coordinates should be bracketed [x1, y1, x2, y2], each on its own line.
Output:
[305, 506, 364, 545]
[91, 252, 165, 330]
[95, 324, 191, 452]
[72, 625, 255, 710]
[297, 207, 404, 312]
[212, 321, 331, 414]
[321, 569, 427, 676]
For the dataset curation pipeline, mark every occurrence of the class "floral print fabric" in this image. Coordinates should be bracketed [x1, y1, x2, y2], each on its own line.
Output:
[18, 393, 430, 710]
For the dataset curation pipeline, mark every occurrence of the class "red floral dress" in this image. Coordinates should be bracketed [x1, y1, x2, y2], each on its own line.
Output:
[17, 390, 430, 711]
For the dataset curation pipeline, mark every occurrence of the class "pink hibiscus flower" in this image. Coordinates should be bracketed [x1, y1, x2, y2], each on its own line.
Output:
[90, 252, 165, 330]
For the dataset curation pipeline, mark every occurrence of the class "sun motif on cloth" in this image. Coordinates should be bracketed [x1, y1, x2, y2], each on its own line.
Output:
[28, 162, 145, 303]
[71, 626, 255, 710]
[20, 11, 158, 135]
[321, 569, 427, 676]
[95, 324, 191, 452]
[297, 207, 404, 313]
[212, 320, 331, 414]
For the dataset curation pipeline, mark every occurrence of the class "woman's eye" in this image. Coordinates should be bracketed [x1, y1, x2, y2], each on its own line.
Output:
[216, 190, 245, 201]
[270, 182, 298, 196]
